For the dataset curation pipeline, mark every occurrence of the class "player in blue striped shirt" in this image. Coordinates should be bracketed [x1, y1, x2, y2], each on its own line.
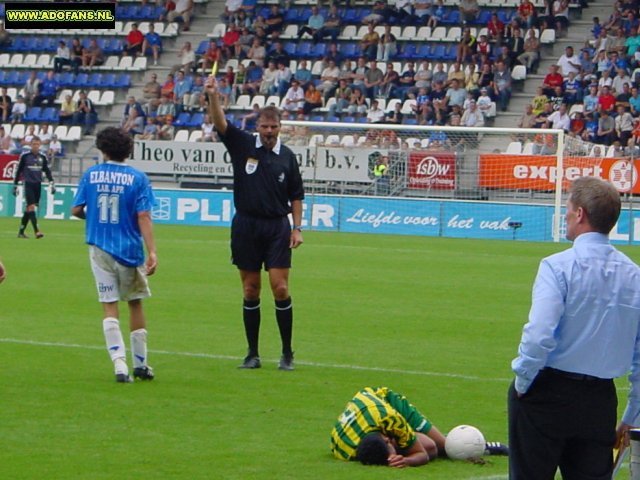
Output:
[72, 127, 157, 383]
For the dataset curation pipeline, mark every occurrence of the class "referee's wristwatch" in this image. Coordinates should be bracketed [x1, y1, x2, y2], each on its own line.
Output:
[293, 225, 303, 232]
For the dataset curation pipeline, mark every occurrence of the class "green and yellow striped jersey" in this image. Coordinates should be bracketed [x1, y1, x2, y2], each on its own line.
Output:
[330, 387, 420, 461]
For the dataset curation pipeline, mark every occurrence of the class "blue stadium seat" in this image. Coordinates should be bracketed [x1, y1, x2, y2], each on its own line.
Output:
[299, 8, 312, 23]
[403, 117, 418, 125]
[8, 37, 27, 52]
[115, 74, 131, 88]
[196, 40, 209, 56]
[428, 44, 446, 60]
[3, 71, 20, 86]
[312, 43, 326, 57]
[257, 7, 270, 19]
[140, 5, 155, 20]
[444, 44, 457, 61]
[294, 42, 312, 59]
[58, 72, 75, 87]
[478, 10, 492, 25]
[497, 10, 514, 24]
[88, 73, 103, 88]
[343, 8, 358, 24]
[311, 115, 324, 122]
[399, 44, 417, 60]
[73, 72, 90, 89]
[188, 112, 204, 128]
[41, 37, 58, 53]
[41, 107, 59, 123]
[24, 107, 42, 123]
[342, 116, 356, 123]
[17, 71, 30, 84]
[284, 8, 300, 24]
[283, 42, 297, 56]
[442, 9, 460, 25]
[355, 8, 371, 23]
[100, 73, 117, 89]
[339, 42, 359, 59]
[0, 72, 6, 86]
[173, 112, 191, 127]
[326, 115, 339, 122]
[415, 44, 431, 60]
[115, 4, 127, 19]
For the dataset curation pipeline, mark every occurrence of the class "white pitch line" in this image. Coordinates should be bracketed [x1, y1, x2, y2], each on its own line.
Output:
[0, 337, 509, 382]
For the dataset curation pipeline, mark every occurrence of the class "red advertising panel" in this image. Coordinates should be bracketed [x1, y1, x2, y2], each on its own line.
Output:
[407, 151, 456, 190]
[478, 155, 638, 193]
[0, 154, 19, 181]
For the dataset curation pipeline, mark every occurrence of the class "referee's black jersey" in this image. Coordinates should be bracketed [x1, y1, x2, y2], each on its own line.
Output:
[219, 123, 304, 218]
[14, 150, 53, 185]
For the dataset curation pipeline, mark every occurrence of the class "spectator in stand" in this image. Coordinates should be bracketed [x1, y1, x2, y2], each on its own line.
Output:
[427, 0, 445, 28]
[398, 61, 416, 99]
[542, 64, 564, 96]
[185, 75, 206, 112]
[264, 4, 284, 37]
[0, 126, 13, 153]
[493, 60, 512, 112]
[274, 60, 292, 97]
[411, 87, 431, 123]
[517, 29, 540, 72]
[563, 71, 582, 104]
[22, 71, 40, 108]
[366, 99, 385, 123]
[247, 38, 266, 67]
[233, 26, 252, 60]
[222, 0, 243, 23]
[547, 102, 571, 131]
[380, 62, 400, 99]
[329, 79, 352, 117]
[414, 0, 433, 23]
[593, 49, 611, 76]
[364, 60, 384, 100]
[283, 79, 305, 113]
[548, 85, 565, 111]
[317, 4, 341, 43]
[259, 61, 278, 95]
[135, 117, 158, 141]
[475, 34, 492, 63]
[625, 27, 640, 60]
[578, 48, 595, 78]
[9, 95, 26, 125]
[82, 38, 106, 70]
[160, 73, 176, 101]
[362, 0, 386, 25]
[447, 62, 465, 87]
[557, 46, 581, 76]
[608, 27, 627, 56]
[349, 56, 369, 95]
[302, 84, 323, 116]
[444, 78, 467, 113]
[582, 83, 599, 117]
[477, 87, 494, 117]
[316, 59, 341, 100]
[459, 0, 480, 24]
[155, 96, 175, 126]
[0, 87, 11, 123]
[20, 124, 37, 148]
[233, 8, 251, 30]
[167, 0, 194, 32]
[598, 69, 613, 90]
[157, 0, 176, 23]
[53, 41, 71, 73]
[170, 41, 195, 74]
[37, 124, 53, 151]
[157, 116, 175, 140]
[173, 70, 193, 112]
[217, 78, 232, 109]
[599, 85, 617, 113]
[123, 23, 145, 57]
[322, 42, 343, 69]
[597, 109, 615, 145]
[570, 111, 586, 136]
[142, 72, 161, 114]
[517, 103, 536, 129]
[298, 5, 324, 43]
[293, 60, 312, 89]
[360, 23, 380, 60]
[200, 38, 221, 73]
[59, 94, 76, 125]
[69, 37, 83, 75]
[346, 88, 368, 117]
[615, 105, 634, 145]
[33, 71, 59, 107]
[243, 61, 264, 96]
[377, 24, 397, 62]
[385, 101, 403, 124]
[124, 96, 145, 121]
[630, 86, 640, 116]
[582, 112, 598, 142]
[0, 20, 10, 51]
[456, 27, 477, 64]
[612, 68, 632, 95]
[552, 0, 570, 37]
[266, 41, 291, 69]
[240, 103, 260, 130]
[516, 0, 537, 29]
[461, 100, 485, 127]
[506, 27, 525, 65]
[141, 23, 162, 66]
[73, 91, 97, 135]
[197, 114, 216, 142]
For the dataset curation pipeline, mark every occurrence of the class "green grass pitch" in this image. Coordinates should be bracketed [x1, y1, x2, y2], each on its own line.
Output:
[0, 216, 636, 479]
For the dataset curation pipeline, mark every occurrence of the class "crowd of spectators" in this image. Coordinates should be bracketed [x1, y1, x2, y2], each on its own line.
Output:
[514, 0, 640, 156]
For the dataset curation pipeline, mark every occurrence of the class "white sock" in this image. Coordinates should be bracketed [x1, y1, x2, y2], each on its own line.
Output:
[130, 328, 148, 369]
[103, 317, 128, 375]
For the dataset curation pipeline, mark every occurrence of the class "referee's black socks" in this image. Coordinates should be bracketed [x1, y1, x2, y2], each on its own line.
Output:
[19, 212, 29, 233]
[242, 299, 261, 357]
[275, 297, 293, 356]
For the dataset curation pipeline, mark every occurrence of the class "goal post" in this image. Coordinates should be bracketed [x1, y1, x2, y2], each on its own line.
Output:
[279, 120, 634, 243]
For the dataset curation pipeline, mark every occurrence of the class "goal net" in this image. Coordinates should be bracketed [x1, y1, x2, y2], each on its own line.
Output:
[280, 120, 637, 243]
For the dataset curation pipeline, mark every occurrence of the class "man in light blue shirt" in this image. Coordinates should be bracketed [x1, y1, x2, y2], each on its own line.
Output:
[509, 176, 640, 480]
[72, 127, 158, 384]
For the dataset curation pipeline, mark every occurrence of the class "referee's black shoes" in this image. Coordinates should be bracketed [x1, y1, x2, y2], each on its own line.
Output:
[238, 355, 262, 369]
[278, 352, 294, 371]
[484, 442, 509, 456]
[133, 366, 155, 381]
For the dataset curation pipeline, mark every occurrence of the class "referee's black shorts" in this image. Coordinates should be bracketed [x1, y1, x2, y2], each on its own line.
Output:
[231, 213, 292, 271]
[24, 182, 42, 206]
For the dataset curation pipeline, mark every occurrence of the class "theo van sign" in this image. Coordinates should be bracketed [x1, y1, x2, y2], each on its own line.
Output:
[129, 141, 379, 183]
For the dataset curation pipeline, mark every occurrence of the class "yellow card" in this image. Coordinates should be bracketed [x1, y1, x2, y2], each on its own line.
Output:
[211, 61, 218, 77]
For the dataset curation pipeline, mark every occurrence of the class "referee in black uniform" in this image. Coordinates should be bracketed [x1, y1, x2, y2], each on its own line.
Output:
[13, 136, 55, 239]
[205, 75, 304, 371]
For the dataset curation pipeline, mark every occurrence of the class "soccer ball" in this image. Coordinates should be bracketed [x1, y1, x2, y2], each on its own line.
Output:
[445, 425, 486, 460]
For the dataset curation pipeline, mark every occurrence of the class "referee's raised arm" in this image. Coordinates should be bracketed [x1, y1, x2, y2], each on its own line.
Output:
[204, 75, 228, 136]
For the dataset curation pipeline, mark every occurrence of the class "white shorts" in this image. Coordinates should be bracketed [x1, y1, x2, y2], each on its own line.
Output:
[89, 246, 151, 303]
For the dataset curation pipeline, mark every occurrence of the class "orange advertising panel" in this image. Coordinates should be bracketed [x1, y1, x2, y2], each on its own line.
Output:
[478, 155, 638, 193]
